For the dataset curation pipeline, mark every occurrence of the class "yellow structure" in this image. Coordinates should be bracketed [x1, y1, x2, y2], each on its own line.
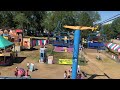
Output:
[63, 25, 98, 31]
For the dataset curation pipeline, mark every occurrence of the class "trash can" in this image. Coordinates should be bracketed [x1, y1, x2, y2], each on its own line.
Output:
[40, 48, 46, 63]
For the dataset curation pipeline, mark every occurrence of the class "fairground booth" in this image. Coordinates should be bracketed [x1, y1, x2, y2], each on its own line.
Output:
[106, 42, 120, 62]
[0, 35, 15, 66]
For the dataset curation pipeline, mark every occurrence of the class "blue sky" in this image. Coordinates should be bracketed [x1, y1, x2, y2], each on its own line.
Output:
[98, 11, 120, 23]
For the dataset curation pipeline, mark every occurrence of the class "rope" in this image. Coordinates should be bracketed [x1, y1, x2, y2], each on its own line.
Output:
[95, 14, 120, 25]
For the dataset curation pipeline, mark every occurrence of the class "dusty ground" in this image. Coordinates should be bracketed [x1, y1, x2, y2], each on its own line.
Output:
[0, 46, 71, 79]
[1, 45, 120, 79]
[81, 49, 120, 79]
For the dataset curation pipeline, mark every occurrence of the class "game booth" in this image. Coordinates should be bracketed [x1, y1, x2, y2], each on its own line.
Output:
[0, 35, 15, 66]
[0, 29, 49, 51]
[105, 42, 120, 62]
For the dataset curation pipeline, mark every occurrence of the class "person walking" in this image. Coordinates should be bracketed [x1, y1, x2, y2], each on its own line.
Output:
[64, 70, 67, 79]
[27, 62, 30, 70]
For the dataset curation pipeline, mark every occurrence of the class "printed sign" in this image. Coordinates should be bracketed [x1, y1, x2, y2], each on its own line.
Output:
[59, 59, 72, 64]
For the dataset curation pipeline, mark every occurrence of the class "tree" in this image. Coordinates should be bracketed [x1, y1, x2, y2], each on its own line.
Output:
[41, 11, 76, 33]
[85, 11, 101, 24]
[77, 12, 94, 38]
[0, 11, 46, 36]
[103, 23, 113, 40]
[0, 11, 16, 28]
[13, 12, 29, 29]
[23, 11, 46, 35]
[41, 11, 101, 39]
[111, 17, 120, 39]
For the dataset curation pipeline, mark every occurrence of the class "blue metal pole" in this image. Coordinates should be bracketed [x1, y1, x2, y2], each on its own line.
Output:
[72, 30, 81, 79]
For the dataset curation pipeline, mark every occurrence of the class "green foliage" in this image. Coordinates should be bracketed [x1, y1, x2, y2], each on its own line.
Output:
[103, 24, 113, 40]
[0, 11, 45, 35]
[0, 11, 100, 38]
[13, 12, 29, 29]
[41, 11, 76, 32]
[41, 11, 101, 38]
[102, 17, 120, 40]
[111, 17, 120, 38]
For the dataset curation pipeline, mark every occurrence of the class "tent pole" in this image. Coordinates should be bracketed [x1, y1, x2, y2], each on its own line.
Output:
[4, 47, 5, 63]
[14, 44, 15, 52]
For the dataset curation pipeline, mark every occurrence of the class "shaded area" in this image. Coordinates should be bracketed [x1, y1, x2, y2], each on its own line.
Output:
[13, 57, 26, 63]
[87, 73, 111, 79]
[81, 71, 111, 79]
[0, 56, 26, 66]
[21, 48, 38, 51]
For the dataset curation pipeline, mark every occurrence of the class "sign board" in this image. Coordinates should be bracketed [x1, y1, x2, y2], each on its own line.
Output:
[58, 59, 72, 65]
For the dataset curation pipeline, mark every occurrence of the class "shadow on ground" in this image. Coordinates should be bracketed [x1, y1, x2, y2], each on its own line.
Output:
[81, 71, 111, 79]
[21, 48, 38, 51]
[13, 57, 26, 63]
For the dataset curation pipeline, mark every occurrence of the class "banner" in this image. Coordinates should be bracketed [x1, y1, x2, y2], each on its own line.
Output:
[58, 59, 72, 64]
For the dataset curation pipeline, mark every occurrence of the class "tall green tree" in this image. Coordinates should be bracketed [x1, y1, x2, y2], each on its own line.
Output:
[13, 12, 29, 29]
[41, 11, 75, 33]
[111, 17, 120, 38]
[103, 23, 113, 40]
[41, 11, 101, 38]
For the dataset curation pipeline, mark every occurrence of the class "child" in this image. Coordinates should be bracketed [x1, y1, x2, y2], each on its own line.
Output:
[67, 70, 71, 79]
[27, 62, 30, 69]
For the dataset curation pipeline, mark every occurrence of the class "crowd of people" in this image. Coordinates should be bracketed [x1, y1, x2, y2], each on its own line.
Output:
[64, 65, 83, 79]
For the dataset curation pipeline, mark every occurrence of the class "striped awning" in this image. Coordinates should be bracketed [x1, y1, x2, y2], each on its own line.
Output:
[106, 43, 120, 52]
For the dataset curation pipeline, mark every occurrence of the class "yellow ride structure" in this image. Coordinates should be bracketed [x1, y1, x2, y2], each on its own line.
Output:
[63, 25, 98, 31]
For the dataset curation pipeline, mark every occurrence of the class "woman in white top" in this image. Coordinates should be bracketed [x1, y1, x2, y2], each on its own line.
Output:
[64, 70, 67, 79]
[27, 62, 29, 69]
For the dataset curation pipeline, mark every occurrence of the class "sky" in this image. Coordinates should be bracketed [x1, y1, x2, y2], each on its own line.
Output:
[98, 11, 120, 23]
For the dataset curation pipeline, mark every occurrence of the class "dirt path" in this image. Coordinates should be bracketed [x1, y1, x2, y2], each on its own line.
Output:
[0, 46, 71, 79]
[82, 49, 120, 79]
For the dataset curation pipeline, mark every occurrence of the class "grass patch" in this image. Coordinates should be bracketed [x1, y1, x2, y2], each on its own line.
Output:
[45, 44, 87, 65]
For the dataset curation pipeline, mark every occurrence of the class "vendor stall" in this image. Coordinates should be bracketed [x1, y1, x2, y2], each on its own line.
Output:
[0, 36, 14, 66]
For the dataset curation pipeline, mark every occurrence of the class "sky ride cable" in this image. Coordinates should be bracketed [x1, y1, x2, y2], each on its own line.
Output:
[96, 14, 120, 25]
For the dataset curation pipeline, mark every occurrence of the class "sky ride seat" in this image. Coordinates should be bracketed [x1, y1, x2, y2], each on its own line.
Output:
[88, 41, 105, 49]
[53, 36, 73, 47]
